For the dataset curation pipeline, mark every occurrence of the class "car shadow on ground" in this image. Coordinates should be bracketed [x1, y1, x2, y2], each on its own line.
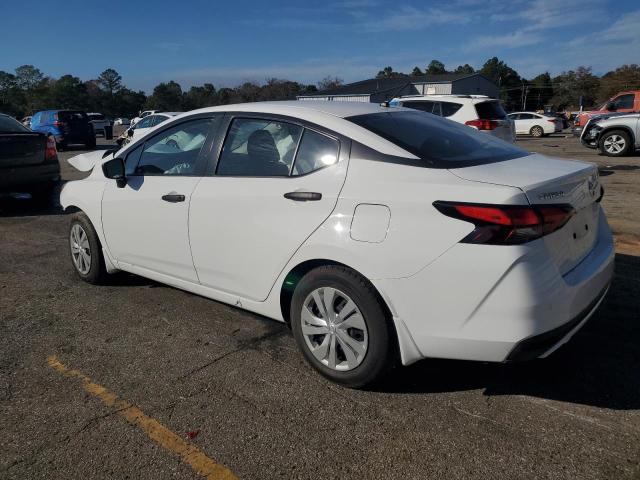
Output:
[375, 253, 640, 410]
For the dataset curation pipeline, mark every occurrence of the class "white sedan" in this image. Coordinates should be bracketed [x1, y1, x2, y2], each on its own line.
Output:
[62, 101, 614, 388]
[508, 112, 563, 137]
[118, 112, 180, 146]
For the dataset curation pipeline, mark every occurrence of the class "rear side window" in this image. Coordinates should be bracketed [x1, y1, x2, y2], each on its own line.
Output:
[440, 101, 463, 117]
[217, 118, 303, 176]
[347, 111, 527, 168]
[401, 101, 435, 114]
[292, 130, 339, 176]
[475, 101, 507, 120]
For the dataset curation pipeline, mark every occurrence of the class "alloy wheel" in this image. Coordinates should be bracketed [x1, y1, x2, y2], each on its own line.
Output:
[300, 287, 368, 371]
[70, 224, 91, 275]
[603, 134, 626, 154]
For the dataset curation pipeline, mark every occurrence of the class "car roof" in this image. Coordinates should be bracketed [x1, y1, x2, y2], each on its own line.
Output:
[129, 101, 419, 159]
[188, 100, 396, 119]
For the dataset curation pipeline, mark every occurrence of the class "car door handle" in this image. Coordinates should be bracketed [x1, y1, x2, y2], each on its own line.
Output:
[283, 191, 322, 202]
[161, 193, 185, 203]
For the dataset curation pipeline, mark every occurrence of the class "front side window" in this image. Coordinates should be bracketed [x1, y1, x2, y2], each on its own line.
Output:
[347, 111, 528, 168]
[612, 94, 634, 109]
[134, 116, 154, 129]
[133, 118, 211, 175]
[292, 130, 339, 176]
[216, 118, 303, 176]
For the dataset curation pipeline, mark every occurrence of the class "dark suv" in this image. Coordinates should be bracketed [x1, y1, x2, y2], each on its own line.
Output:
[30, 110, 95, 150]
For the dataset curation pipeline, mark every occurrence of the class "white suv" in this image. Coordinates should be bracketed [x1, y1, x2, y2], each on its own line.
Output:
[390, 95, 516, 143]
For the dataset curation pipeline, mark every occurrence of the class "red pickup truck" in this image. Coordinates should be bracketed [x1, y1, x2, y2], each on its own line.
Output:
[573, 90, 640, 136]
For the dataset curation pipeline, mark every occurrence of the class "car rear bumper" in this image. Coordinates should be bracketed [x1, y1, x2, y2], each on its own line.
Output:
[375, 208, 615, 365]
[0, 164, 61, 192]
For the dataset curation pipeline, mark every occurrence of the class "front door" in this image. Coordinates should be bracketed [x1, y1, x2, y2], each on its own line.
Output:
[102, 116, 217, 282]
[189, 116, 349, 301]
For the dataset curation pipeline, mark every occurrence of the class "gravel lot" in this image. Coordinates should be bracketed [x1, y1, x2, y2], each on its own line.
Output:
[1, 133, 639, 479]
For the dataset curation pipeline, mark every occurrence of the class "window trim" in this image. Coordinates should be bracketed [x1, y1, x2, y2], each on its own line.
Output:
[207, 113, 346, 179]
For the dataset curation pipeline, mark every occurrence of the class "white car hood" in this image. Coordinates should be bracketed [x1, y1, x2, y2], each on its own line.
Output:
[68, 150, 113, 172]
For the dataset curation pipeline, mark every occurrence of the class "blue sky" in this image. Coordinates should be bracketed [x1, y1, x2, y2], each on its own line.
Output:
[2, 0, 639, 92]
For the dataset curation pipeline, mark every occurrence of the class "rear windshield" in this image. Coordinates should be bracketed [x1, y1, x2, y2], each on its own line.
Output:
[87, 113, 105, 120]
[0, 115, 30, 133]
[58, 111, 88, 122]
[475, 101, 507, 119]
[347, 111, 527, 168]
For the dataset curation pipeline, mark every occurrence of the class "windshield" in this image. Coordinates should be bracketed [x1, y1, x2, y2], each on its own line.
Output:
[0, 115, 30, 133]
[347, 111, 528, 168]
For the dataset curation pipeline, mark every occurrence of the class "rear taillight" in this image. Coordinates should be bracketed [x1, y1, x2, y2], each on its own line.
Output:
[433, 201, 575, 245]
[547, 119, 556, 124]
[465, 119, 499, 130]
[45, 136, 57, 161]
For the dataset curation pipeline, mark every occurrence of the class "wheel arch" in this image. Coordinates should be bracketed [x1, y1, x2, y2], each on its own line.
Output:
[279, 258, 423, 366]
[599, 125, 635, 144]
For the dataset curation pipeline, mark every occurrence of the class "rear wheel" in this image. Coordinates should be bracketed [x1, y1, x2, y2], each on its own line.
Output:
[69, 212, 107, 284]
[599, 130, 631, 157]
[290, 265, 395, 388]
[530, 125, 544, 137]
[86, 136, 96, 149]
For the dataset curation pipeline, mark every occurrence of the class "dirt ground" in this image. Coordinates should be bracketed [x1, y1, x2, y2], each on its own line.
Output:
[0, 133, 638, 480]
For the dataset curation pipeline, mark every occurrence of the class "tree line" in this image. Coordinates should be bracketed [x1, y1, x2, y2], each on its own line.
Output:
[1, 59, 639, 119]
[377, 58, 640, 112]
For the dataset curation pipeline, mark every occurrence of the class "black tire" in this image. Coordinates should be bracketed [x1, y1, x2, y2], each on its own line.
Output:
[598, 130, 631, 157]
[68, 212, 108, 284]
[86, 136, 96, 149]
[56, 142, 66, 152]
[290, 265, 396, 388]
[530, 125, 544, 137]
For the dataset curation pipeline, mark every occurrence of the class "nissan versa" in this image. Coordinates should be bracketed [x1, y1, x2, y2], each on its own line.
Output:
[61, 101, 614, 388]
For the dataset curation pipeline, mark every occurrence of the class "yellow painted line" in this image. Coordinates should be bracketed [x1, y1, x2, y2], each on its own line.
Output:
[47, 355, 237, 480]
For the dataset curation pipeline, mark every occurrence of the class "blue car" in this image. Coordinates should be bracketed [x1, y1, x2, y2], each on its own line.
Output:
[30, 110, 96, 150]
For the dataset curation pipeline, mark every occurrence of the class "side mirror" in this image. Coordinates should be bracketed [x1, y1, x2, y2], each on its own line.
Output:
[606, 102, 617, 111]
[128, 127, 135, 135]
[102, 157, 127, 188]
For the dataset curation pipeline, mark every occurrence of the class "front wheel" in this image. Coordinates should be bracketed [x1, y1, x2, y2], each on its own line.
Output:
[69, 212, 107, 284]
[290, 265, 396, 388]
[599, 130, 631, 157]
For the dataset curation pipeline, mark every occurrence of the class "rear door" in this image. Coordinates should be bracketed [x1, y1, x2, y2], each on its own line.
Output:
[189, 114, 350, 301]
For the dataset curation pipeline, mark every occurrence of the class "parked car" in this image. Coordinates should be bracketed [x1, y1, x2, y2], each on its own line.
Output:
[580, 112, 639, 157]
[21, 116, 32, 128]
[572, 90, 640, 136]
[30, 110, 95, 150]
[0, 113, 60, 198]
[131, 110, 159, 126]
[507, 112, 563, 137]
[87, 113, 111, 136]
[389, 95, 515, 143]
[61, 101, 613, 388]
[113, 117, 130, 126]
[116, 112, 180, 146]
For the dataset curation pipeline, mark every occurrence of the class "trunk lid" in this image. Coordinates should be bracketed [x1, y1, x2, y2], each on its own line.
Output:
[0, 133, 46, 168]
[450, 154, 601, 275]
